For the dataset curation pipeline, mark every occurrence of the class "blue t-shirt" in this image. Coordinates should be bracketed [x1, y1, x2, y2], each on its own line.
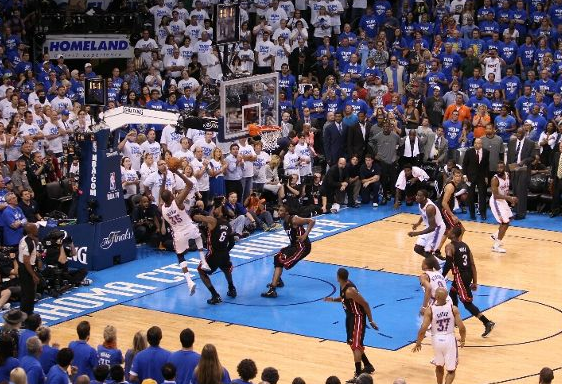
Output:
[167, 350, 200, 384]
[501, 76, 522, 102]
[547, 101, 562, 121]
[21, 355, 45, 384]
[494, 115, 517, 143]
[0, 357, 19, 382]
[526, 114, 547, 142]
[46, 365, 70, 384]
[515, 95, 536, 121]
[443, 120, 463, 149]
[1, 205, 26, 246]
[518, 44, 537, 68]
[18, 329, 36, 358]
[40, 344, 59, 375]
[130, 346, 171, 383]
[68, 340, 98, 379]
[97, 345, 123, 367]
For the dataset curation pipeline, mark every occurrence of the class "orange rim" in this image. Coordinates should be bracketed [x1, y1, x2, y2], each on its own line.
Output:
[248, 125, 281, 136]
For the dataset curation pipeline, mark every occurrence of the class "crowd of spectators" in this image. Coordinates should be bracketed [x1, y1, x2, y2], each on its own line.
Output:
[0, 310, 556, 384]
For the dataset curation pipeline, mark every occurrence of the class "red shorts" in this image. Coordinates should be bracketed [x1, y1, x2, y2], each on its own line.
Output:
[442, 209, 461, 230]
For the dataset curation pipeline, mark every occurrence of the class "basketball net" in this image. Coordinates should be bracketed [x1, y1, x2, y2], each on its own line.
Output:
[248, 124, 282, 153]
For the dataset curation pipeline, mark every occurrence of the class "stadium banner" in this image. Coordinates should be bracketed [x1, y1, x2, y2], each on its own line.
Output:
[43, 34, 133, 59]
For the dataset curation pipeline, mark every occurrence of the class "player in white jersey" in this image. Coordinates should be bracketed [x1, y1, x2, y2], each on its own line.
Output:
[413, 287, 466, 384]
[160, 168, 211, 295]
[419, 257, 451, 315]
[408, 189, 447, 258]
[489, 161, 518, 253]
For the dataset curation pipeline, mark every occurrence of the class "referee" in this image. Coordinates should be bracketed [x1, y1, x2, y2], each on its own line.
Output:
[18, 223, 41, 316]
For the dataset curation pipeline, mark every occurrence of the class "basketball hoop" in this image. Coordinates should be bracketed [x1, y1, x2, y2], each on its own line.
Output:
[248, 124, 282, 153]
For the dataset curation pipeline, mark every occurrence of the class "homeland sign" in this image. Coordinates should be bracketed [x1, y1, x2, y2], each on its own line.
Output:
[43, 34, 133, 59]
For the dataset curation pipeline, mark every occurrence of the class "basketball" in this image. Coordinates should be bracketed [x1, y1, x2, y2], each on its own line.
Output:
[166, 157, 183, 172]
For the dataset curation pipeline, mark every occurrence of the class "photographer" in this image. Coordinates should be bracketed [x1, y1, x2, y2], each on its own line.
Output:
[132, 196, 161, 246]
[42, 229, 88, 289]
[278, 173, 302, 214]
[299, 173, 327, 216]
[28, 152, 53, 214]
[17, 223, 40, 316]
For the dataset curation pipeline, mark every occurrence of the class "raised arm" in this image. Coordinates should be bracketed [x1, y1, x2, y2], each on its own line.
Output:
[172, 170, 194, 209]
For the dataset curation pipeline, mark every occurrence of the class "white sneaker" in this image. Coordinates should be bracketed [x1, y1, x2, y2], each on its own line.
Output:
[490, 234, 503, 245]
[372, 202, 378, 207]
[188, 281, 196, 296]
[200, 260, 211, 272]
[492, 245, 506, 253]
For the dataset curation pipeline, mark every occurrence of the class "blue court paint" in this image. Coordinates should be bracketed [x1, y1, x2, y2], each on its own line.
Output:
[124, 259, 525, 351]
[15, 204, 529, 345]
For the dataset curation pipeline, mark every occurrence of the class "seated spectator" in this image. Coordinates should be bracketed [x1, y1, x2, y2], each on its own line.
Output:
[323, 158, 355, 211]
[132, 196, 161, 246]
[46, 348, 75, 384]
[92, 365, 110, 384]
[124, 332, 147, 383]
[278, 173, 302, 213]
[224, 192, 255, 240]
[359, 154, 381, 206]
[191, 344, 230, 384]
[1, 192, 26, 247]
[36, 327, 59, 375]
[231, 359, 257, 384]
[260, 367, 279, 384]
[243, 191, 280, 232]
[130, 326, 170, 383]
[394, 164, 430, 207]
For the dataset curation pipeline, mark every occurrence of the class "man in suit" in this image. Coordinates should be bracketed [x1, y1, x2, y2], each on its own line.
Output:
[550, 141, 562, 217]
[347, 111, 371, 160]
[429, 126, 448, 166]
[324, 111, 348, 167]
[507, 127, 535, 219]
[462, 138, 490, 220]
[322, 157, 356, 209]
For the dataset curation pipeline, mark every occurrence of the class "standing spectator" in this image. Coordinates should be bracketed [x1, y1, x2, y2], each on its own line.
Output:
[2, 192, 26, 247]
[27, 152, 51, 213]
[224, 144, 244, 200]
[168, 329, 200, 384]
[254, 31, 275, 74]
[130, 326, 171, 383]
[37, 327, 58, 375]
[463, 138, 490, 220]
[124, 332, 147, 383]
[347, 111, 371, 161]
[369, 123, 400, 204]
[323, 112, 347, 168]
[237, 138, 257, 202]
[424, 87, 445, 128]
[443, 110, 463, 161]
[21, 336, 44, 384]
[481, 124, 505, 180]
[97, 325, 123, 367]
[69, 321, 98, 380]
[132, 196, 161, 246]
[11, 160, 31, 196]
[551, 142, 562, 218]
[507, 128, 535, 220]
[191, 344, 230, 384]
[384, 56, 407, 95]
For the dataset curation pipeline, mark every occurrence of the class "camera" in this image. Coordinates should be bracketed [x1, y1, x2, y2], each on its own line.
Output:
[301, 175, 314, 186]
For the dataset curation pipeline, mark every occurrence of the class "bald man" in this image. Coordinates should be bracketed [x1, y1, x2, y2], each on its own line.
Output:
[413, 287, 466, 384]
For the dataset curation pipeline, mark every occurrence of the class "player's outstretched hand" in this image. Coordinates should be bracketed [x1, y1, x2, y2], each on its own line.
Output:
[459, 339, 465, 348]
[369, 320, 379, 330]
[470, 283, 478, 291]
[323, 297, 334, 302]
[407, 231, 416, 237]
[412, 342, 422, 353]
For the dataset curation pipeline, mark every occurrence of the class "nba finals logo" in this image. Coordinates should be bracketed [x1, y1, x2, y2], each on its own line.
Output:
[107, 171, 119, 200]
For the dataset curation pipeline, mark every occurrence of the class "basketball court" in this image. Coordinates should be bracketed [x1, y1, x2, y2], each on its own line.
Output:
[36, 205, 562, 384]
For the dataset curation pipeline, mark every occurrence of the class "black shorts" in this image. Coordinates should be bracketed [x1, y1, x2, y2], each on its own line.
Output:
[442, 209, 462, 230]
[346, 313, 366, 351]
[451, 270, 473, 303]
[274, 241, 311, 270]
[200, 251, 232, 274]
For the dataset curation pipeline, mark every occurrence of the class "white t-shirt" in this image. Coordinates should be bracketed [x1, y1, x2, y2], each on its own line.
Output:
[121, 168, 139, 198]
[189, 8, 209, 26]
[253, 151, 271, 184]
[140, 140, 162, 161]
[238, 143, 256, 178]
[149, 5, 172, 30]
[139, 162, 158, 193]
[169, 19, 187, 40]
[187, 128, 206, 144]
[122, 140, 143, 171]
[50, 96, 73, 113]
[273, 43, 290, 71]
[295, 142, 313, 175]
[483, 57, 502, 82]
[143, 170, 185, 205]
[19, 122, 44, 155]
[161, 125, 186, 154]
[265, 7, 288, 30]
[173, 148, 195, 164]
[191, 139, 216, 159]
[134, 38, 158, 65]
[255, 40, 275, 67]
[177, 77, 199, 92]
[185, 24, 202, 44]
[191, 158, 210, 191]
[42, 121, 64, 154]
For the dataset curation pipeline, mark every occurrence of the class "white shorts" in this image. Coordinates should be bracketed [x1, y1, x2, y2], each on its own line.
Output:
[490, 197, 512, 224]
[173, 225, 201, 254]
[431, 334, 458, 371]
[416, 225, 446, 253]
